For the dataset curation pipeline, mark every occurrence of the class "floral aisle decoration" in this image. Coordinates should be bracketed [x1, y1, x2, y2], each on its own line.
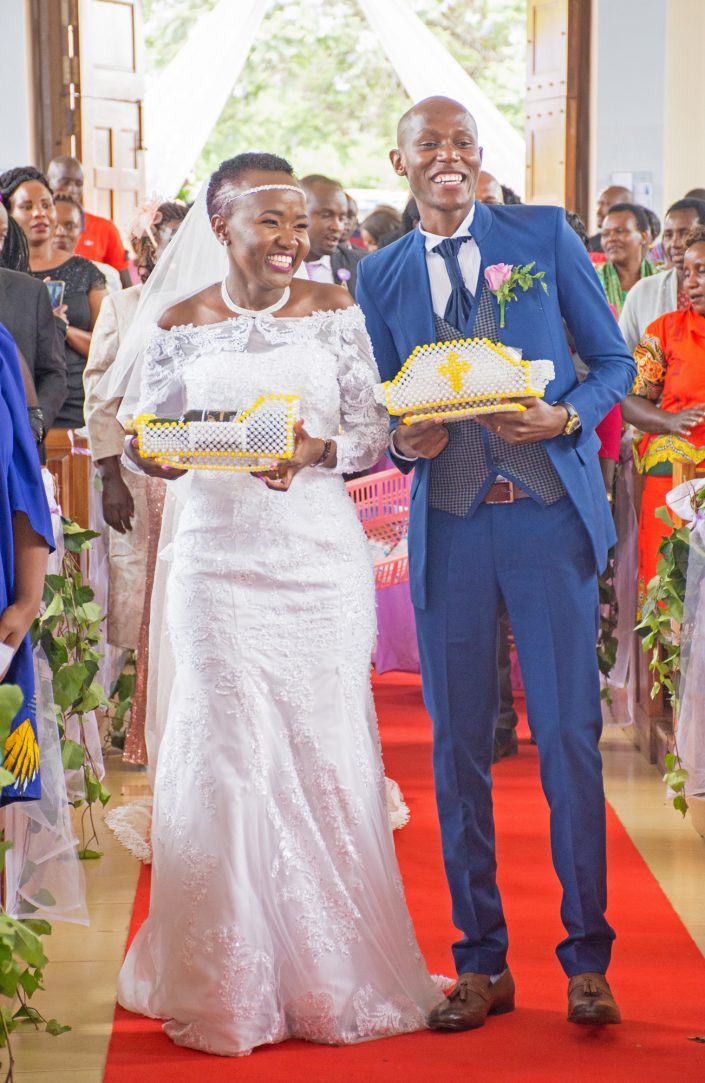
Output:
[636, 483, 705, 816]
[0, 684, 69, 1082]
[31, 518, 111, 857]
[484, 262, 548, 329]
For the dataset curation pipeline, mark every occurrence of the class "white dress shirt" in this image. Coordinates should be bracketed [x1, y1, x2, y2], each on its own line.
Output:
[419, 205, 480, 317]
[301, 255, 334, 284]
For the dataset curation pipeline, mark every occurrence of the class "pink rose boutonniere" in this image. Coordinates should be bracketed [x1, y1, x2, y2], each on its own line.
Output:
[484, 262, 549, 329]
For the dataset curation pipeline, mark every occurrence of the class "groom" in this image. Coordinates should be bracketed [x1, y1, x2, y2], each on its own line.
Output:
[356, 97, 635, 1029]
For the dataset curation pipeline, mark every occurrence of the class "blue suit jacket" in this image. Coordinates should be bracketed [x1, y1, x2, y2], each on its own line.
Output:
[356, 202, 636, 609]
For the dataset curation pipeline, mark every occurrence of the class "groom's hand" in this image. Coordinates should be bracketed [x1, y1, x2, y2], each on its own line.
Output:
[392, 416, 449, 459]
[475, 398, 569, 445]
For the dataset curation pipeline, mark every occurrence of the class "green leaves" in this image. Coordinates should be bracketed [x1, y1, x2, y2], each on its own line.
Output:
[60, 739, 85, 772]
[60, 518, 100, 553]
[78, 849, 103, 861]
[53, 664, 90, 712]
[636, 492, 705, 822]
[0, 686, 23, 732]
[487, 262, 549, 330]
[654, 504, 674, 527]
[45, 1018, 71, 1036]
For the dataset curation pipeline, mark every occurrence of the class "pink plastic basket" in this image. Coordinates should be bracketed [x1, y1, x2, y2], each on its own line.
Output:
[345, 468, 412, 589]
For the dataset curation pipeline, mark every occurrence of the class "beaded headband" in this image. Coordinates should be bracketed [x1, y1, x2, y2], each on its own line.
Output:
[233, 184, 303, 199]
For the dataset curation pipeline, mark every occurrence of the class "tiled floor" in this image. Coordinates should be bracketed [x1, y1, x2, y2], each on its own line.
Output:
[8, 731, 705, 1082]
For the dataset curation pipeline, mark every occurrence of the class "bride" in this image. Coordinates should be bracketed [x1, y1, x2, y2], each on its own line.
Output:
[108, 152, 445, 1056]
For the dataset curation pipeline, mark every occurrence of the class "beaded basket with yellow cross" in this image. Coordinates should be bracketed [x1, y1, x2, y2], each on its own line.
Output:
[133, 393, 300, 472]
[374, 338, 555, 424]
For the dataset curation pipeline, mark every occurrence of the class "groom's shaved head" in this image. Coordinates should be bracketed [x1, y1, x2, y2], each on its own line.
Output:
[390, 97, 482, 228]
[396, 96, 478, 147]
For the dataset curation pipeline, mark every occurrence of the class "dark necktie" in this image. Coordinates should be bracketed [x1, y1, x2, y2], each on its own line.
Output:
[432, 235, 473, 332]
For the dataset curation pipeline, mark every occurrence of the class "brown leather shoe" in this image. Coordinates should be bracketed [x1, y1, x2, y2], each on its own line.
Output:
[428, 969, 515, 1031]
[567, 972, 621, 1025]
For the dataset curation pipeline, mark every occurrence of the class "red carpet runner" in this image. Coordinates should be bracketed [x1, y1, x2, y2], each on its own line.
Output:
[104, 673, 705, 1082]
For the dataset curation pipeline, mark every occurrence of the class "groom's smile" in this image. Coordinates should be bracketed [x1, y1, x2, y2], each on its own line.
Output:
[389, 96, 483, 232]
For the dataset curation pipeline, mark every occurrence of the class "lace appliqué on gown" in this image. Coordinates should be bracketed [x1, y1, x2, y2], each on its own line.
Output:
[116, 307, 444, 1055]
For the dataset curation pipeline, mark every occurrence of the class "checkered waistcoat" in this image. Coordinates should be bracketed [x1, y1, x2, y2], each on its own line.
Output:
[428, 287, 567, 517]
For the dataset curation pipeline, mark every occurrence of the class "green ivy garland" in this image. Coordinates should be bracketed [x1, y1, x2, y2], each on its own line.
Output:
[636, 485, 705, 816]
[30, 518, 111, 858]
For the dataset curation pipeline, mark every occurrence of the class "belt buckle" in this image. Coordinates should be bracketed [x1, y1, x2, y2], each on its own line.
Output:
[489, 480, 514, 505]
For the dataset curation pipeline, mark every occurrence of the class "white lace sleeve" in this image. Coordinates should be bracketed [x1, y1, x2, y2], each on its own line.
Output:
[326, 307, 389, 474]
[137, 329, 188, 418]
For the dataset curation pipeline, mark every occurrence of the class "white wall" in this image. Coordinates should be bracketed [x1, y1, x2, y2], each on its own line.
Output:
[0, 0, 34, 171]
[594, 0, 667, 225]
[663, 0, 705, 207]
[594, 0, 705, 228]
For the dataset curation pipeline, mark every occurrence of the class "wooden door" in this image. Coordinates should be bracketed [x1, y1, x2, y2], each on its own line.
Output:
[76, 0, 145, 239]
[28, 0, 80, 167]
[525, 0, 591, 219]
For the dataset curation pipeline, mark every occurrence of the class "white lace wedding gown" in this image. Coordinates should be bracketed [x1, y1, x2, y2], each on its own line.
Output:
[116, 306, 445, 1055]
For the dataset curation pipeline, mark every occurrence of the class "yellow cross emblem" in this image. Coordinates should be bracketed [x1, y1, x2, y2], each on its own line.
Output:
[438, 351, 470, 392]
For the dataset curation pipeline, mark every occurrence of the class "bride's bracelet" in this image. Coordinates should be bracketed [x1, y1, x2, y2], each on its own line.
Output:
[312, 437, 333, 467]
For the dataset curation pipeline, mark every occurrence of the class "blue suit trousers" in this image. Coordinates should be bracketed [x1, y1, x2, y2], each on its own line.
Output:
[414, 496, 616, 978]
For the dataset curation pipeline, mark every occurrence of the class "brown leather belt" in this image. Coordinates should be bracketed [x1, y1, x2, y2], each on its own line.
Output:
[483, 480, 531, 505]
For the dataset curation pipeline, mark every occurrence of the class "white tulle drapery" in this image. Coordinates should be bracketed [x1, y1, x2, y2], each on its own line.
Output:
[144, 0, 270, 196]
[145, 0, 525, 198]
[356, 0, 524, 193]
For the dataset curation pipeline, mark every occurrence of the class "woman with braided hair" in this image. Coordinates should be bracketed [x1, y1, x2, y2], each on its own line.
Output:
[0, 196, 30, 273]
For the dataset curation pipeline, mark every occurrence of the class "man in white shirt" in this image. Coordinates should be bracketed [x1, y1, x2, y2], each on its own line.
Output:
[619, 198, 705, 352]
[357, 95, 635, 1033]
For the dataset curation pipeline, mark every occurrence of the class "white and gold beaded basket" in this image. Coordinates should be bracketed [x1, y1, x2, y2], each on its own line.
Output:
[375, 338, 555, 424]
[134, 393, 300, 472]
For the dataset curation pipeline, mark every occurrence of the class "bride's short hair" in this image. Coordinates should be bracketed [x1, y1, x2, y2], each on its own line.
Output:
[206, 152, 296, 218]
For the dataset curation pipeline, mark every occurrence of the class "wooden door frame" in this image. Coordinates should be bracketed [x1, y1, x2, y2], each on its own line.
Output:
[565, 0, 592, 222]
[28, 0, 81, 169]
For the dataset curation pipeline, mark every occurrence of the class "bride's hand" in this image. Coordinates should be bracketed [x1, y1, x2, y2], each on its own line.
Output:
[124, 436, 187, 480]
[257, 421, 330, 492]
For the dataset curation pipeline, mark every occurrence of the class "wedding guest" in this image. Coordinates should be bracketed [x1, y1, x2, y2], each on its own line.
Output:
[83, 199, 187, 765]
[0, 200, 67, 439]
[0, 325, 53, 804]
[644, 207, 663, 263]
[46, 155, 131, 287]
[500, 184, 522, 205]
[622, 225, 705, 605]
[619, 198, 705, 352]
[358, 95, 633, 1030]
[53, 195, 121, 293]
[340, 191, 361, 248]
[300, 173, 363, 296]
[685, 187, 705, 201]
[378, 197, 419, 248]
[596, 203, 657, 316]
[475, 171, 504, 205]
[587, 184, 633, 253]
[0, 167, 107, 429]
[0, 198, 31, 273]
[360, 207, 401, 252]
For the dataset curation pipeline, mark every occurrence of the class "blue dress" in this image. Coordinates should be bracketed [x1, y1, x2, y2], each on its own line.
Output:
[0, 324, 54, 805]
